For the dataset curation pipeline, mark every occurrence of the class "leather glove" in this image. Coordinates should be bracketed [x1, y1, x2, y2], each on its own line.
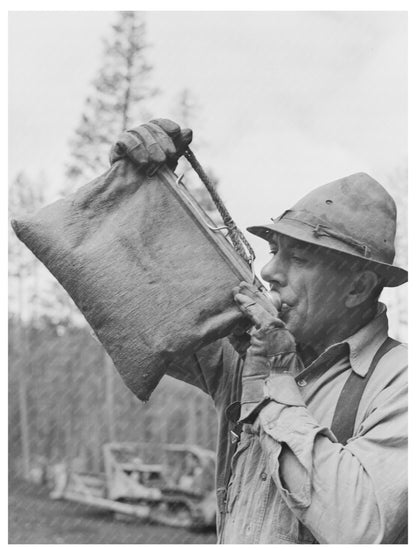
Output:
[233, 282, 299, 423]
[109, 118, 193, 175]
[228, 282, 280, 357]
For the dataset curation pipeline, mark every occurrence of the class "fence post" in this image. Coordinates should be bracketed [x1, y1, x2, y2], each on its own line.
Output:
[17, 320, 30, 480]
[104, 353, 116, 443]
[188, 396, 198, 445]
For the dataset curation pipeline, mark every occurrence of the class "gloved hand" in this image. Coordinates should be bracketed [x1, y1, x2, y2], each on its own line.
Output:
[228, 282, 280, 357]
[109, 118, 193, 175]
[233, 282, 298, 423]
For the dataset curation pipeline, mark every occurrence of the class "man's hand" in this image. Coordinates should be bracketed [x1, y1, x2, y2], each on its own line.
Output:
[233, 282, 298, 423]
[109, 118, 193, 175]
[228, 282, 280, 357]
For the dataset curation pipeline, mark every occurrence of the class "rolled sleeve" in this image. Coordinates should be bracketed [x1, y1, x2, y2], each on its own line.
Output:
[259, 381, 336, 510]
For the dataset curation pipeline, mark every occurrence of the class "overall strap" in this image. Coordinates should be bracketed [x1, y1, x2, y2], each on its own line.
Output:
[331, 337, 400, 445]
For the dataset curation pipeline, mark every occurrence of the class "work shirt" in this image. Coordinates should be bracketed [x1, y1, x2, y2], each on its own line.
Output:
[168, 303, 407, 543]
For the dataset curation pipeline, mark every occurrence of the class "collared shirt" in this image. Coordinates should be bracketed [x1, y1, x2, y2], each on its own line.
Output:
[168, 304, 407, 544]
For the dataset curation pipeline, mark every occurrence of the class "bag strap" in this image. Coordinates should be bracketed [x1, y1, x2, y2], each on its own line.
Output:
[184, 147, 256, 267]
[331, 336, 400, 445]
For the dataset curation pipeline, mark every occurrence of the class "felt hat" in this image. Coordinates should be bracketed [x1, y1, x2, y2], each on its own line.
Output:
[247, 172, 407, 287]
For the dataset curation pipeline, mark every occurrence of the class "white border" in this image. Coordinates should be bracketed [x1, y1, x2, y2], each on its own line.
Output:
[3, 3, 413, 553]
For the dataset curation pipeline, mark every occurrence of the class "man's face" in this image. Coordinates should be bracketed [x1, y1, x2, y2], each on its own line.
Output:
[260, 234, 351, 347]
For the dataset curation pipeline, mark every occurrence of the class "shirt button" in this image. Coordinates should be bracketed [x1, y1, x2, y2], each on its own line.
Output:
[297, 378, 307, 387]
[260, 472, 267, 481]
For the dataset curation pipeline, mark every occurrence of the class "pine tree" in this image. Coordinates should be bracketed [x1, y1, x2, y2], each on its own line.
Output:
[65, 11, 158, 189]
[173, 88, 221, 222]
[174, 88, 200, 184]
[9, 173, 45, 321]
[380, 165, 408, 342]
[9, 173, 82, 327]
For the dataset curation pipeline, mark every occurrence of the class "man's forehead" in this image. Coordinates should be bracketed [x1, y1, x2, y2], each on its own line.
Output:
[268, 234, 315, 251]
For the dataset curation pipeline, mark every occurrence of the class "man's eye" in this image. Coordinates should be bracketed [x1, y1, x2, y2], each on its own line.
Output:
[291, 254, 306, 263]
[269, 250, 278, 256]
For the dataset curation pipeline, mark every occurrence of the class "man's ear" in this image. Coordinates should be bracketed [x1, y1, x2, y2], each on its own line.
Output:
[345, 271, 379, 308]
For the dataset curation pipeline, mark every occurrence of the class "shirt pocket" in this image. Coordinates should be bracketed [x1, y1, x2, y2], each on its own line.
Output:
[262, 483, 318, 544]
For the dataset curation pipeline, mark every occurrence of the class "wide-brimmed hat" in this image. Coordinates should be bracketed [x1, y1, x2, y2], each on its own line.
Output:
[247, 172, 407, 287]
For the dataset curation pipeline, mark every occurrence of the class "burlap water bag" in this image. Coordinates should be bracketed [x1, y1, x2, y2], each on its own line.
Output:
[11, 160, 253, 400]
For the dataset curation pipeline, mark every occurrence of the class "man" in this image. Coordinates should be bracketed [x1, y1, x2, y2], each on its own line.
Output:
[110, 119, 408, 543]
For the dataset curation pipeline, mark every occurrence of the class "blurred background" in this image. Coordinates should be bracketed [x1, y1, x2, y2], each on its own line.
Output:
[8, 10, 407, 544]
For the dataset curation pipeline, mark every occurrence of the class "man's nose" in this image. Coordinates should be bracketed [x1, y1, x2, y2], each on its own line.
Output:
[260, 254, 288, 286]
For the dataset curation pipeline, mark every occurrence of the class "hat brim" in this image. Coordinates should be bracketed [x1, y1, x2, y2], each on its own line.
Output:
[247, 220, 408, 288]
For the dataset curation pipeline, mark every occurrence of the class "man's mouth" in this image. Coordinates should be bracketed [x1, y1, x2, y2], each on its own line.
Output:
[280, 302, 291, 313]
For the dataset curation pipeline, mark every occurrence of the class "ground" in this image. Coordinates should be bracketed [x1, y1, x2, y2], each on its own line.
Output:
[9, 475, 217, 544]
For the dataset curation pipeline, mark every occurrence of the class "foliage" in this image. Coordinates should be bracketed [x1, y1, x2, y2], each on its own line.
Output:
[173, 88, 222, 223]
[9, 173, 82, 325]
[380, 166, 408, 342]
[65, 11, 158, 189]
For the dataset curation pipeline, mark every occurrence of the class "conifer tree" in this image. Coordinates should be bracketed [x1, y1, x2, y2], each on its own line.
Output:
[9, 173, 80, 327]
[66, 11, 158, 188]
[174, 88, 221, 221]
[9, 173, 45, 321]
[381, 166, 408, 341]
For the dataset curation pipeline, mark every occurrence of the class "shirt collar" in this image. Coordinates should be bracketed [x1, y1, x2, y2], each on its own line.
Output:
[343, 302, 389, 377]
[301, 303, 389, 377]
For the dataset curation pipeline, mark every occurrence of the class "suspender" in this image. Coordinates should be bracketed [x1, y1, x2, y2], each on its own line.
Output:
[331, 336, 400, 445]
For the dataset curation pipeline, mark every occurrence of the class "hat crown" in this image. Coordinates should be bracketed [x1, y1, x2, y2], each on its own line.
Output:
[291, 173, 397, 264]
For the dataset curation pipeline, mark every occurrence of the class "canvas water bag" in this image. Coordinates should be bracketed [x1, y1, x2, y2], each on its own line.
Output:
[11, 157, 255, 401]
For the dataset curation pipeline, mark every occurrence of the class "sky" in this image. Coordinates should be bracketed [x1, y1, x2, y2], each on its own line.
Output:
[8, 10, 408, 273]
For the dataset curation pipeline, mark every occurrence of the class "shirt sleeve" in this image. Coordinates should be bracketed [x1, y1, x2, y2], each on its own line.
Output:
[257, 370, 408, 544]
[166, 338, 239, 402]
